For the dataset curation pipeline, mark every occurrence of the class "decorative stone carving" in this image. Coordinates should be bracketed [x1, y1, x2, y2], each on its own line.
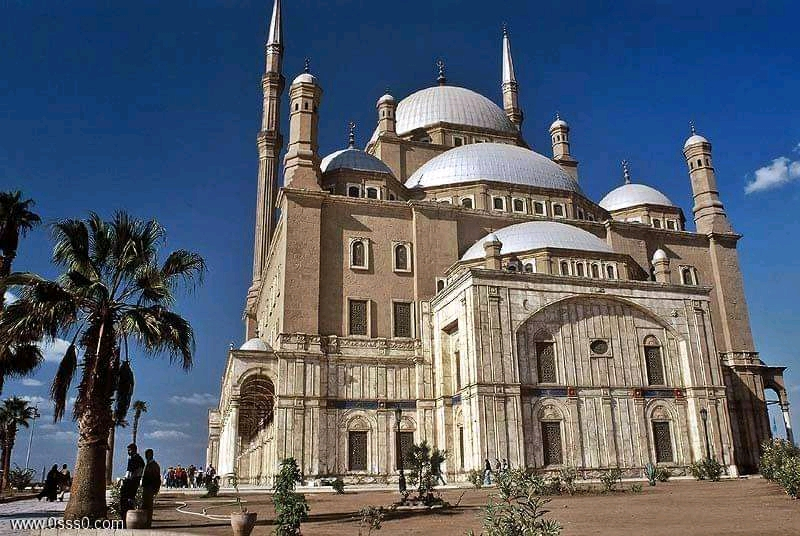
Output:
[539, 404, 563, 421]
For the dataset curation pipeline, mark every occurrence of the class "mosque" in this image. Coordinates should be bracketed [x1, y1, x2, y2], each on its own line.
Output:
[207, 0, 792, 485]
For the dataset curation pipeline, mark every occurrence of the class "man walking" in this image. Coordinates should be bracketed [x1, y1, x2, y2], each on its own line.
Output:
[141, 449, 161, 528]
[58, 464, 71, 501]
[120, 443, 145, 526]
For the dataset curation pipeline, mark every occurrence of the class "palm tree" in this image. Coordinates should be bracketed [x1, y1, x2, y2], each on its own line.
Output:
[0, 191, 41, 309]
[0, 212, 204, 520]
[0, 191, 42, 395]
[0, 397, 37, 489]
[131, 400, 147, 446]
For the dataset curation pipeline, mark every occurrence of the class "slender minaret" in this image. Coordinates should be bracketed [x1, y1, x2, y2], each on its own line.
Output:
[283, 59, 323, 190]
[683, 123, 733, 234]
[376, 92, 397, 137]
[501, 25, 523, 129]
[549, 113, 578, 180]
[248, 0, 285, 319]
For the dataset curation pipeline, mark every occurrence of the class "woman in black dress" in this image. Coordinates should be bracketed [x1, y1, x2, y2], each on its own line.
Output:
[37, 465, 61, 501]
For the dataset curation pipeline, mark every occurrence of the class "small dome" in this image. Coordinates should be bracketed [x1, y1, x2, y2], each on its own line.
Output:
[292, 72, 318, 85]
[240, 338, 269, 351]
[461, 221, 613, 261]
[652, 249, 668, 262]
[320, 148, 395, 175]
[599, 183, 675, 212]
[377, 93, 395, 106]
[405, 143, 583, 193]
[485, 232, 501, 244]
[683, 134, 708, 149]
[550, 118, 569, 130]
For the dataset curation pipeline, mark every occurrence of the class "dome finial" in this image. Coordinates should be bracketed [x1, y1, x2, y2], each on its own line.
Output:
[555, 111, 560, 121]
[348, 121, 356, 148]
[689, 119, 696, 135]
[502, 22, 509, 37]
[304, 58, 311, 73]
[437, 59, 447, 86]
[622, 160, 631, 184]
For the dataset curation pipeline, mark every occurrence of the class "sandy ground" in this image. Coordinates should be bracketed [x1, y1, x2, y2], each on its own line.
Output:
[150, 477, 799, 536]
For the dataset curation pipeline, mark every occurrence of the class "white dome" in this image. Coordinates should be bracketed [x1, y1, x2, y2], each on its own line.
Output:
[239, 338, 269, 351]
[377, 93, 395, 106]
[550, 118, 569, 130]
[372, 86, 517, 140]
[405, 143, 583, 193]
[461, 221, 613, 261]
[599, 183, 675, 212]
[683, 134, 708, 149]
[652, 249, 668, 262]
[321, 148, 394, 175]
[292, 72, 317, 85]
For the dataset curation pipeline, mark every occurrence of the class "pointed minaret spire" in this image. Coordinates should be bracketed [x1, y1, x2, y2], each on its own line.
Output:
[622, 160, 632, 184]
[267, 0, 282, 47]
[348, 121, 356, 148]
[437, 59, 447, 85]
[501, 25, 523, 129]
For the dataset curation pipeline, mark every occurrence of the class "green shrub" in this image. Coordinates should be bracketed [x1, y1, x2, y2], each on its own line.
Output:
[775, 456, 800, 498]
[558, 467, 577, 495]
[204, 476, 220, 497]
[689, 458, 723, 482]
[630, 483, 643, 493]
[655, 467, 671, 482]
[599, 468, 622, 492]
[644, 463, 657, 486]
[358, 505, 384, 536]
[330, 478, 345, 494]
[8, 465, 35, 491]
[468, 468, 483, 489]
[760, 439, 800, 498]
[273, 458, 310, 536]
[688, 461, 706, 480]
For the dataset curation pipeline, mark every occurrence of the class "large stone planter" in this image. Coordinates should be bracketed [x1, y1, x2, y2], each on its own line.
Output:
[126, 509, 149, 529]
[231, 511, 258, 536]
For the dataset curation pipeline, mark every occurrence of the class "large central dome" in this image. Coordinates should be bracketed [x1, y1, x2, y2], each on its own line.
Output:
[377, 86, 518, 139]
[405, 143, 583, 193]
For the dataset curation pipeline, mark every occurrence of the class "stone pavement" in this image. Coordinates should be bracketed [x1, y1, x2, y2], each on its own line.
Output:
[0, 496, 66, 535]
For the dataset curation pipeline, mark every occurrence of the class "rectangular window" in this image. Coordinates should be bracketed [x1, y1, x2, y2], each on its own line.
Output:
[393, 301, 412, 338]
[533, 201, 546, 215]
[653, 422, 673, 463]
[454, 350, 461, 390]
[645, 346, 664, 385]
[536, 342, 556, 383]
[348, 431, 368, 471]
[666, 220, 677, 230]
[512, 198, 526, 213]
[349, 299, 368, 336]
[453, 136, 464, 147]
[492, 196, 506, 211]
[541, 422, 563, 466]
[552, 203, 565, 218]
[458, 427, 465, 469]
[397, 431, 414, 469]
[653, 218, 662, 229]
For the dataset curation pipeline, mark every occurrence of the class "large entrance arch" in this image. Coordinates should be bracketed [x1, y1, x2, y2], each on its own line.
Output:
[236, 375, 275, 483]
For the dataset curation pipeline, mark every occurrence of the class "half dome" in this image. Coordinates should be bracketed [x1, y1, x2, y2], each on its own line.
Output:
[461, 221, 613, 261]
[240, 338, 269, 351]
[599, 183, 675, 212]
[405, 143, 583, 193]
[321, 148, 394, 175]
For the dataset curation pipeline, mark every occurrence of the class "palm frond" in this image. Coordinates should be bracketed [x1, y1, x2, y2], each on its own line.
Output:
[121, 306, 194, 370]
[51, 219, 93, 274]
[113, 360, 134, 425]
[50, 343, 77, 422]
[161, 250, 206, 291]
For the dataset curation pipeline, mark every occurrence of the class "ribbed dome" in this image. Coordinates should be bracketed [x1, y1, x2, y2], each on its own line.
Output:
[371, 86, 517, 140]
[321, 148, 394, 175]
[599, 183, 675, 212]
[405, 143, 583, 193]
[462, 221, 613, 261]
[240, 338, 269, 351]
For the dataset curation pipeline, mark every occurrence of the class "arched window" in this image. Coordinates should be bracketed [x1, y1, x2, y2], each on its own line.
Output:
[351, 240, 367, 269]
[524, 262, 534, 273]
[513, 198, 525, 213]
[394, 243, 409, 272]
[644, 335, 665, 385]
[436, 278, 446, 292]
[576, 263, 585, 277]
[653, 218, 662, 229]
[388, 193, 396, 201]
[560, 261, 570, 275]
[591, 264, 600, 278]
[535, 333, 556, 384]
[649, 406, 675, 463]
[493, 197, 505, 211]
[606, 265, 616, 279]
[507, 263, 517, 272]
[461, 197, 473, 209]
[347, 417, 370, 471]
[533, 201, 545, 215]
[681, 267, 697, 285]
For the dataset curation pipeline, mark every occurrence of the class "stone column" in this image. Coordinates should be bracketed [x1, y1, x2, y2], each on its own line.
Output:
[781, 402, 795, 445]
[222, 398, 240, 483]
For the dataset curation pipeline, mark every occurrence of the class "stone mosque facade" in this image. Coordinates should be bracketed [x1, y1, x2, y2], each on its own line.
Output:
[207, 0, 793, 485]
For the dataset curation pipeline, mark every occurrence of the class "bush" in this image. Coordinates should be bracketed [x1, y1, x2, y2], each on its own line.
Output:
[558, 467, 577, 495]
[358, 506, 384, 536]
[204, 476, 220, 497]
[774, 456, 800, 498]
[655, 467, 671, 482]
[331, 478, 345, 494]
[599, 468, 622, 492]
[468, 469, 483, 489]
[689, 458, 723, 482]
[761, 438, 800, 498]
[8, 465, 35, 491]
[688, 461, 706, 480]
[273, 458, 310, 536]
[644, 463, 657, 486]
[405, 440, 448, 504]
[630, 483, 643, 493]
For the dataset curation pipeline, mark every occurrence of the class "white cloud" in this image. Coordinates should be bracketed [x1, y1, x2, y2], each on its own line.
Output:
[38, 338, 73, 363]
[745, 155, 800, 194]
[148, 419, 190, 429]
[168, 393, 217, 406]
[21, 395, 48, 406]
[145, 430, 189, 440]
[3, 291, 17, 304]
[20, 378, 43, 387]
[40, 430, 78, 442]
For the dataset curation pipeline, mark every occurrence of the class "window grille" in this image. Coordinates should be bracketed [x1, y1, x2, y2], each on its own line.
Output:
[536, 342, 556, 383]
[541, 422, 563, 465]
[645, 344, 664, 385]
[348, 431, 368, 471]
[653, 421, 673, 463]
[349, 300, 368, 336]
[393, 302, 412, 338]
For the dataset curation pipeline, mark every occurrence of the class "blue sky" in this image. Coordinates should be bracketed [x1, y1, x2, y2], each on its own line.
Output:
[1, 0, 799, 476]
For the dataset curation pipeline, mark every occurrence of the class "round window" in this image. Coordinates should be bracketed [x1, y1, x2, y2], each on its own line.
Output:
[590, 340, 609, 354]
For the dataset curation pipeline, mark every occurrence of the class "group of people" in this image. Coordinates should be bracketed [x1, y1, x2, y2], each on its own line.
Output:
[162, 463, 214, 488]
[119, 443, 161, 528]
[483, 457, 510, 485]
[37, 464, 71, 502]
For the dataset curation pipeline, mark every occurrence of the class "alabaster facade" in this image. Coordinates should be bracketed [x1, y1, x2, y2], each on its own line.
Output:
[207, 0, 792, 486]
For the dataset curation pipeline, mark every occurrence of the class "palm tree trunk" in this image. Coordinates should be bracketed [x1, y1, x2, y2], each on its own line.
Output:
[105, 425, 115, 485]
[132, 416, 139, 446]
[64, 408, 112, 521]
[0, 441, 8, 490]
[2, 429, 15, 490]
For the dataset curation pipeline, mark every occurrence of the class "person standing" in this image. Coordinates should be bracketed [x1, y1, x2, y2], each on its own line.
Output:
[121, 443, 145, 526]
[483, 458, 492, 486]
[58, 464, 71, 501]
[141, 449, 161, 528]
[37, 465, 60, 502]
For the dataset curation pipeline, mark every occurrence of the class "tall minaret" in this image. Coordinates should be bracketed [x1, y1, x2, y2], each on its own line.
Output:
[283, 59, 323, 190]
[501, 25, 523, 129]
[683, 124, 733, 234]
[549, 113, 578, 180]
[247, 0, 285, 327]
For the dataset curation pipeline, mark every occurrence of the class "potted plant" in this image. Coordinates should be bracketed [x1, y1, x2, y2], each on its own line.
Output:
[230, 472, 257, 536]
[125, 487, 148, 529]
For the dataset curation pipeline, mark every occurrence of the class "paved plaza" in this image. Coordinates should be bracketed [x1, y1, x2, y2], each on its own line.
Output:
[0, 496, 65, 536]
